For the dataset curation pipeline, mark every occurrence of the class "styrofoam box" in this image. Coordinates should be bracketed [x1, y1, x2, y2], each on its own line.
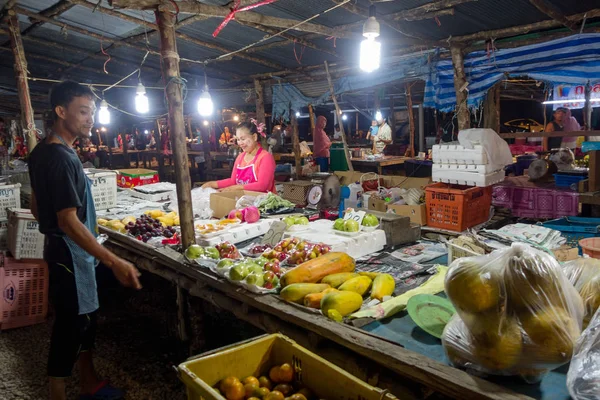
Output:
[433, 168, 505, 187]
[196, 219, 275, 246]
[283, 220, 386, 259]
[432, 163, 504, 174]
[7, 208, 44, 260]
[0, 184, 21, 220]
[127, 189, 175, 202]
[432, 144, 488, 164]
[85, 169, 117, 211]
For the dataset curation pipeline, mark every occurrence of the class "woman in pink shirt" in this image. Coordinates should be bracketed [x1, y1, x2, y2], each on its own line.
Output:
[312, 115, 331, 172]
[202, 122, 276, 193]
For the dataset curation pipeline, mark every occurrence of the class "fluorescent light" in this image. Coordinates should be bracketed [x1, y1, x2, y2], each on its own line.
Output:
[360, 38, 381, 73]
[543, 98, 600, 104]
[135, 83, 149, 113]
[144, 130, 149, 134]
[98, 99, 110, 125]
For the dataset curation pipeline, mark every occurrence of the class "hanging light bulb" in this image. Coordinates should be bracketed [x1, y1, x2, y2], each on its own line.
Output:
[295, 111, 300, 117]
[342, 114, 347, 121]
[98, 99, 110, 125]
[203, 120, 209, 126]
[233, 114, 239, 122]
[360, 5, 381, 73]
[375, 110, 382, 121]
[135, 82, 149, 114]
[198, 86, 213, 116]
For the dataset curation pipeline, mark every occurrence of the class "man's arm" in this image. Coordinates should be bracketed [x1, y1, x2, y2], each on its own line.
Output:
[57, 208, 141, 289]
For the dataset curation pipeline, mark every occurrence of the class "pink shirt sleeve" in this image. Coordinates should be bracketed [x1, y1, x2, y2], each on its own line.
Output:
[217, 154, 242, 189]
[243, 151, 276, 192]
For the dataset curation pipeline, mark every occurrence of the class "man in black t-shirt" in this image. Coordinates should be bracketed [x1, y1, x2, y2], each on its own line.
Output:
[29, 81, 141, 400]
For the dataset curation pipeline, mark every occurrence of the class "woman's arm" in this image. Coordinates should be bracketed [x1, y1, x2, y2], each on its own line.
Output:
[242, 153, 276, 192]
[217, 154, 242, 189]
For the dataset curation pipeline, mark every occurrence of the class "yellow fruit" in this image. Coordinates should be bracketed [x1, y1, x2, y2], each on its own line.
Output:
[226, 381, 246, 400]
[258, 377, 272, 390]
[243, 377, 260, 386]
[255, 387, 270, 398]
[245, 383, 259, 398]
[157, 216, 174, 227]
[289, 394, 307, 400]
[321, 272, 359, 288]
[370, 273, 395, 300]
[264, 391, 284, 400]
[338, 276, 372, 296]
[280, 283, 330, 304]
[220, 377, 241, 394]
[121, 216, 136, 225]
[358, 271, 380, 280]
[445, 260, 502, 313]
[145, 209, 165, 218]
[107, 221, 126, 233]
[303, 288, 337, 309]
[97, 218, 108, 226]
[248, 397, 261, 400]
[277, 364, 293, 383]
[320, 290, 363, 317]
[272, 384, 292, 396]
[269, 366, 281, 383]
[327, 309, 343, 322]
[472, 318, 522, 371]
[296, 388, 313, 400]
[173, 216, 180, 226]
[165, 211, 178, 218]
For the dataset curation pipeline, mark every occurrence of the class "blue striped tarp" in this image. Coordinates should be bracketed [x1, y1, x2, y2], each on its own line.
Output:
[424, 34, 600, 112]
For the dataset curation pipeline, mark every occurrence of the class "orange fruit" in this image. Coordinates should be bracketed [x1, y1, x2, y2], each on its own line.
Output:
[264, 390, 285, 400]
[296, 388, 313, 400]
[269, 366, 281, 383]
[244, 383, 259, 399]
[289, 394, 307, 400]
[220, 376, 241, 394]
[272, 384, 293, 396]
[243, 376, 260, 386]
[255, 387, 270, 399]
[258, 376, 272, 390]
[278, 364, 294, 383]
[248, 398, 261, 400]
[226, 381, 246, 400]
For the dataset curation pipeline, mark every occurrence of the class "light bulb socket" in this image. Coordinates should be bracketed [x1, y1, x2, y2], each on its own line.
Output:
[369, 5, 376, 17]
[100, 99, 108, 109]
[136, 82, 146, 95]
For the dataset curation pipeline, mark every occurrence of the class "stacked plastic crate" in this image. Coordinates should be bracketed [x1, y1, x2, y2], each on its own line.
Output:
[431, 143, 505, 187]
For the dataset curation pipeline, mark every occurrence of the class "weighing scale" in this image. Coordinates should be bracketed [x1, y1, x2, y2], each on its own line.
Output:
[305, 173, 341, 220]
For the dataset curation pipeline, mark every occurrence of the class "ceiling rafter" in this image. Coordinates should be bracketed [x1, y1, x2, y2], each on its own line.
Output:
[390, 0, 476, 20]
[528, 0, 577, 31]
[20, 0, 75, 37]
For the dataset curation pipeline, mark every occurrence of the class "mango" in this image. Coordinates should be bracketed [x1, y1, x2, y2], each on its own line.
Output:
[338, 276, 372, 296]
[370, 273, 395, 301]
[97, 218, 109, 226]
[321, 272, 359, 288]
[145, 209, 165, 218]
[121, 216, 136, 225]
[321, 291, 363, 318]
[358, 271, 380, 280]
[280, 283, 330, 304]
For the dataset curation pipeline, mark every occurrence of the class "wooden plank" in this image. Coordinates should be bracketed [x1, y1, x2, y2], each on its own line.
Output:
[325, 61, 353, 172]
[483, 83, 501, 133]
[528, 0, 577, 30]
[308, 104, 316, 132]
[450, 45, 470, 131]
[290, 113, 302, 178]
[7, 10, 37, 153]
[391, 0, 475, 20]
[405, 83, 415, 158]
[499, 130, 600, 139]
[589, 151, 600, 192]
[254, 79, 267, 149]
[156, 9, 195, 249]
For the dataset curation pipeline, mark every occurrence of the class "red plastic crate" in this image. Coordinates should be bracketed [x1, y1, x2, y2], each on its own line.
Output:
[425, 183, 492, 232]
[1, 255, 48, 330]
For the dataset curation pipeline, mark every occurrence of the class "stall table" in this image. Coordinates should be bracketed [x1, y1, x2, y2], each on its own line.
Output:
[351, 156, 408, 174]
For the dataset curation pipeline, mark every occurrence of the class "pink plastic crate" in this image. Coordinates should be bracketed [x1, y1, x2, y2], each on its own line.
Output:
[509, 144, 543, 155]
[1, 254, 48, 330]
[492, 185, 579, 218]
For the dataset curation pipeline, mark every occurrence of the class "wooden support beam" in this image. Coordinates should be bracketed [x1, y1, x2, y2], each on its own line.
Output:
[589, 151, 600, 193]
[156, 8, 195, 249]
[584, 83, 592, 131]
[401, 8, 455, 22]
[253, 79, 267, 149]
[20, 0, 74, 37]
[450, 45, 470, 131]
[0, 0, 17, 20]
[291, 113, 302, 177]
[109, 0, 354, 39]
[389, 95, 396, 134]
[483, 83, 501, 133]
[391, 0, 475, 20]
[7, 10, 37, 153]
[308, 104, 316, 132]
[528, 0, 577, 31]
[324, 61, 353, 172]
[405, 84, 415, 158]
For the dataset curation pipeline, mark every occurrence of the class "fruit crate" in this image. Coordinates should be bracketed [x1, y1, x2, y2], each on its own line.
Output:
[85, 169, 118, 211]
[281, 181, 313, 207]
[7, 208, 45, 260]
[542, 217, 600, 251]
[0, 183, 21, 220]
[425, 183, 492, 232]
[0, 254, 48, 330]
[178, 334, 395, 400]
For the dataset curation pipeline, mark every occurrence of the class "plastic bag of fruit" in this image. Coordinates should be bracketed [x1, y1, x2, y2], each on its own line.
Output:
[562, 258, 600, 328]
[211, 256, 283, 294]
[442, 242, 584, 382]
[184, 244, 221, 264]
[567, 308, 600, 400]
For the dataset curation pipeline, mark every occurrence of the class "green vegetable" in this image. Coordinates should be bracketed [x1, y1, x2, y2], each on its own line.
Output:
[257, 193, 294, 213]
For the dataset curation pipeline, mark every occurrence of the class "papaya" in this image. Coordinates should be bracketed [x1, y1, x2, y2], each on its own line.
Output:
[280, 283, 330, 304]
[358, 271, 380, 280]
[338, 276, 372, 296]
[321, 272, 359, 288]
[370, 273, 395, 300]
[280, 252, 355, 288]
[303, 288, 337, 308]
[321, 291, 363, 318]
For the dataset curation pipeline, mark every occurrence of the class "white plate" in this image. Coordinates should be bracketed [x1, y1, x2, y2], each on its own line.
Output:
[334, 229, 363, 237]
[361, 224, 380, 232]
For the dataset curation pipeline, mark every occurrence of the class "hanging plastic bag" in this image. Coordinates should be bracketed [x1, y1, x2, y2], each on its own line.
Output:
[563, 258, 600, 328]
[567, 308, 600, 400]
[442, 243, 584, 383]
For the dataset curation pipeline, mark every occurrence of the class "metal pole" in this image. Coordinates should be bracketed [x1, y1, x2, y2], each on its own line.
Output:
[418, 104, 425, 153]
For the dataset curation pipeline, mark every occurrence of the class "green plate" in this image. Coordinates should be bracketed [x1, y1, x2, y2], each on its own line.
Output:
[406, 294, 456, 339]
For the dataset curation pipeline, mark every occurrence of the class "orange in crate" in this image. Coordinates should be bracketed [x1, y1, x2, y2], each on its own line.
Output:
[0, 254, 48, 330]
[425, 183, 492, 232]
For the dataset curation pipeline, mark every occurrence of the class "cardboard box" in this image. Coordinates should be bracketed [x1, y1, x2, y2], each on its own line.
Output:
[386, 204, 427, 226]
[116, 168, 159, 188]
[368, 197, 389, 212]
[210, 190, 265, 219]
[334, 171, 430, 190]
[552, 246, 579, 262]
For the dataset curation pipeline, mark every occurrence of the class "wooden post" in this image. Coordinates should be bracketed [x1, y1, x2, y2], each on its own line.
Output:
[405, 83, 415, 158]
[7, 10, 37, 153]
[202, 122, 212, 179]
[156, 9, 195, 249]
[291, 113, 302, 177]
[584, 82, 592, 131]
[308, 104, 316, 133]
[324, 61, 353, 172]
[120, 131, 129, 166]
[418, 104, 425, 153]
[373, 89, 381, 114]
[483, 83, 501, 133]
[450, 45, 470, 131]
[254, 78, 267, 149]
[389, 95, 396, 135]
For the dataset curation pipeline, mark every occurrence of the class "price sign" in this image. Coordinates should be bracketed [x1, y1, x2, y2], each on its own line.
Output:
[261, 221, 287, 246]
[343, 209, 366, 225]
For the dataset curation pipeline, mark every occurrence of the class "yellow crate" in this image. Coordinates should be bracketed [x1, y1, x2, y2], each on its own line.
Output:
[178, 334, 396, 400]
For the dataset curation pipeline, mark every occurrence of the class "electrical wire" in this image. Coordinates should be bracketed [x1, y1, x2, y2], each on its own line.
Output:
[89, 85, 167, 119]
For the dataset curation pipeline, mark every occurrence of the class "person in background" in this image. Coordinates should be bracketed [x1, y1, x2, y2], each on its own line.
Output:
[202, 122, 276, 193]
[372, 115, 392, 154]
[561, 108, 581, 149]
[366, 119, 378, 141]
[312, 115, 331, 172]
[29, 81, 141, 400]
[333, 123, 342, 141]
[147, 131, 156, 149]
[194, 127, 202, 144]
[270, 125, 284, 153]
[219, 126, 233, 146]
[545, 107, 568, 150]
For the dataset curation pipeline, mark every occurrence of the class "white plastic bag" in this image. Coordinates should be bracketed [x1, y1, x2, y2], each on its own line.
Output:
[458, 128, 513, 167]
[563, 258, 600, 328]
[442, 243, 584, 382]
[567, 308, 600, 400]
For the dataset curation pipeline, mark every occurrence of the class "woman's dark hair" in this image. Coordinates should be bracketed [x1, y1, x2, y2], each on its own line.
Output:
[236, 121, 258, 137]
[50, 80, 95, 121]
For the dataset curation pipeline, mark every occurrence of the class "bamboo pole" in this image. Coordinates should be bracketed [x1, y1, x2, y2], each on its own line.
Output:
[308, 104, 316, 132]
[483, 83, 501, 133]
[324, 61, 353, 172]
[291, 113, 302, 178]
[156, 9, 195, 249]
[584, 83, 592, 131]
[405, 83, 415, 158]
[7, 10, 37, 153]
[254, 79, 267, 149]
[450, 45, 470, 131]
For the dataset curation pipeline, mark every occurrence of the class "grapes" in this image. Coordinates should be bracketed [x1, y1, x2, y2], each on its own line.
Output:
[125, 215, 178, 242]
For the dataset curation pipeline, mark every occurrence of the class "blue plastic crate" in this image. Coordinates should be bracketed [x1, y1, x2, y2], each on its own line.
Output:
[553, 173, 587, 187]
[542, 217, 600, 252]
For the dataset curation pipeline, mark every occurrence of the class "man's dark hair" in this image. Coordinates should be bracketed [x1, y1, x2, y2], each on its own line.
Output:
[556, 107, 569, 113]
[50, 80, 95, 121]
